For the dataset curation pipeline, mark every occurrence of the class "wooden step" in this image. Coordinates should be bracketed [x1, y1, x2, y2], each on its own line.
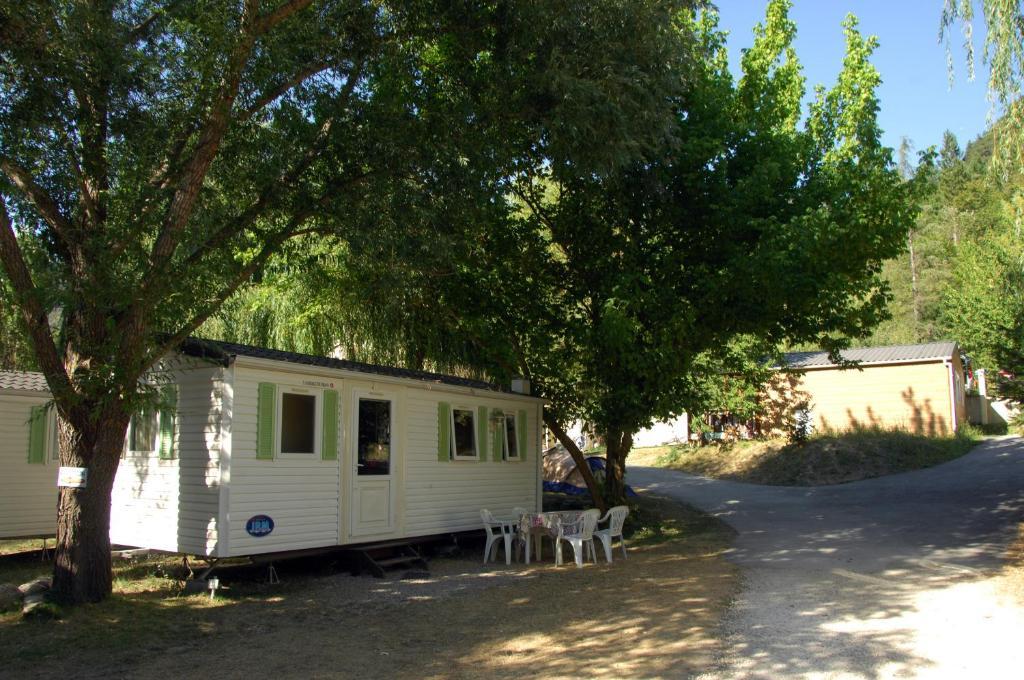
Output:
[347, 542, 429, 578]
[375, 555, 424, 567]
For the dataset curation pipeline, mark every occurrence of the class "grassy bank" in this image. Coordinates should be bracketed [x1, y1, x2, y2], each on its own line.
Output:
[628, 426, 984, 486]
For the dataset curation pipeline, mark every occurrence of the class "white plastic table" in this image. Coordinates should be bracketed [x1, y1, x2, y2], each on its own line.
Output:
[518, 510, 584, 564]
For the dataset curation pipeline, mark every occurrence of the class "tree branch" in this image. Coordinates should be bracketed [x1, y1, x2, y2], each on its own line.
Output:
[254, 0, 315, 35]
[0, 157, 75, 244]
[126, 0, 186, 43]
[0, 194, 74, 406]
[141, 164, 358, 368]
[243, 60, 334, 118]
[149, 0, 261, 267]
[178, 162, 373, 274]
[141, 117, 368, 309]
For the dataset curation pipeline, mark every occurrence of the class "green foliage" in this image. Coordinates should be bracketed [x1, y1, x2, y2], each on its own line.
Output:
[864, 122, 1023, 378]
[514, 2, 912, 503]
[943, 226, 1024, 370]
[253, 1, 916, 505]
[0, 277, 35, 370]
[0, 0, 695, 601]
[182, 2, 919, 509]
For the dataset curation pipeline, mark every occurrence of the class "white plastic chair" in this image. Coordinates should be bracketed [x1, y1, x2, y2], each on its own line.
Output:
[594, 505, 630, 562]
[511, 507, 529, 561]
[480, 509, 514, 565]
[554, 508, 601, 568]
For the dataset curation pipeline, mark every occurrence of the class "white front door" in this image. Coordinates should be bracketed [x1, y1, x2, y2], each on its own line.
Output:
[350, 391, 397, 537]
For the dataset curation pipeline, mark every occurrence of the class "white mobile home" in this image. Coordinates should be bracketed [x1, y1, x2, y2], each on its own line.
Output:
[0, 371, 56, 539]
[109, 339, 544, 557]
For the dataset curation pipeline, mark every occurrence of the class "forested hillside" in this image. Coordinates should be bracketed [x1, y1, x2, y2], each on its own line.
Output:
[865, 125, 1023, 373]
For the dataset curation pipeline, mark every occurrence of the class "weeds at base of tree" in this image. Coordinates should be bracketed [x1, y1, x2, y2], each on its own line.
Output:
[21, 600, 62, 622]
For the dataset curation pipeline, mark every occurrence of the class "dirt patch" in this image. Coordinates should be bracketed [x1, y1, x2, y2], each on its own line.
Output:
[997, 522, 1024, 604]
[630, 428, 982, 486]
[0, 497, 737, 679]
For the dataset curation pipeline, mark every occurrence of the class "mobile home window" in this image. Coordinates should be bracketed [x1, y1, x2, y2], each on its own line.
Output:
[49, 414, 60, 461]
[357, 398, 391, 475]
[504, 413, 519, 460]
[451, 407, 477, 459]
[130, 409, 158, 453]
[280, 391, 317, 454]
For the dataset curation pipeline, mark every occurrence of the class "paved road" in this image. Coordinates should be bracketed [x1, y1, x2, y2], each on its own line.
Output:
[628, 436, 1024, 679]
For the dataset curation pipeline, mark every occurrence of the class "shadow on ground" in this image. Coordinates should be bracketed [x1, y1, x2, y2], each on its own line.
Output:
[632, 436, 1024, 679]
[1, 502, 740, 680]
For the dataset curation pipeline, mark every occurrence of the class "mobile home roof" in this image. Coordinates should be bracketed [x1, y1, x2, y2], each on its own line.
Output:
[0, 371, 48, 393]
[781, 341, 959, 370]
[179, 337, 511, 393]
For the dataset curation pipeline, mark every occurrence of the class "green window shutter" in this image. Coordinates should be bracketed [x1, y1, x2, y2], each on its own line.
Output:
[158, 384, 178, 460]
[477, 406, 488, 461]
[257, 382, 276, 460]
[437, 401, 451, 461]
[322, 389, 339, 461]
[27, 405, 46, 464]
[517, 409, 528, 461]
[492, 414, 504, 462]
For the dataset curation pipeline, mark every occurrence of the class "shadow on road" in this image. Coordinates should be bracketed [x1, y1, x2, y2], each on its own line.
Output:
[630, 436, 1024, 679]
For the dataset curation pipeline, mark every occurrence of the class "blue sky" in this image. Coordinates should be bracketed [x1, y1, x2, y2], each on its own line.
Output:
[715, 1, 993, 157]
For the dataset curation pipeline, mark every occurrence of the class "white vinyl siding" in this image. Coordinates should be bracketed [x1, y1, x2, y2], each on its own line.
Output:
[227, 366, 340, 555]
[109, 365, 224, 555]
[404, 393, 538, 537]
[98, 352, 542, 557]
[0, 391, 57, 538]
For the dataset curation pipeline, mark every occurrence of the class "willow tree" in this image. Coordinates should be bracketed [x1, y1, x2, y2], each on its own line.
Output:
[942, 0, 1024, 170]
[0, 0, 689, 603]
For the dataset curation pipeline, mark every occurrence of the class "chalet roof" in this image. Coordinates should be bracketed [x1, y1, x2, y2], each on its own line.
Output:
[781, 341, 959, 370]
[178, 337, 506, 392]
[0, 371, 48, 393]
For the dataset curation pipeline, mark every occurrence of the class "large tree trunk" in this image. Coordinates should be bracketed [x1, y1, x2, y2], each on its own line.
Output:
[51, 408, 131, 604]
[602, 429, 633, 507]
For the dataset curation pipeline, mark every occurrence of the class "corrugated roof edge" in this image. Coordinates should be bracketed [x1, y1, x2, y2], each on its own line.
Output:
[0, 370, 48, 393]
[177, 337, 508, 393]
[779, 341, 959, 370]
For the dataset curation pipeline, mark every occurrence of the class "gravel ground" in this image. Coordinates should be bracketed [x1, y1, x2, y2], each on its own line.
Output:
[631, 436, 1024, 679]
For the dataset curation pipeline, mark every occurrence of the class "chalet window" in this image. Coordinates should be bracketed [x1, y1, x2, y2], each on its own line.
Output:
[451, 407, 477, 459]
[130, 409, 158, 453]
[49, 413, 60, 461]
[280, 391, 317, 455]
[503, 413, 519, 460]
[357, 398, 391, 475]
[257, 383, 337, 461]
[27, 405, 49, 465]
[27, 407, 66, 465]
[126, 385, 178, 459]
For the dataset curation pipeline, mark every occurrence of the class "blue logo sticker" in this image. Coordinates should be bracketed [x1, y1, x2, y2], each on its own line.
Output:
[245, 515, 274, 537]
